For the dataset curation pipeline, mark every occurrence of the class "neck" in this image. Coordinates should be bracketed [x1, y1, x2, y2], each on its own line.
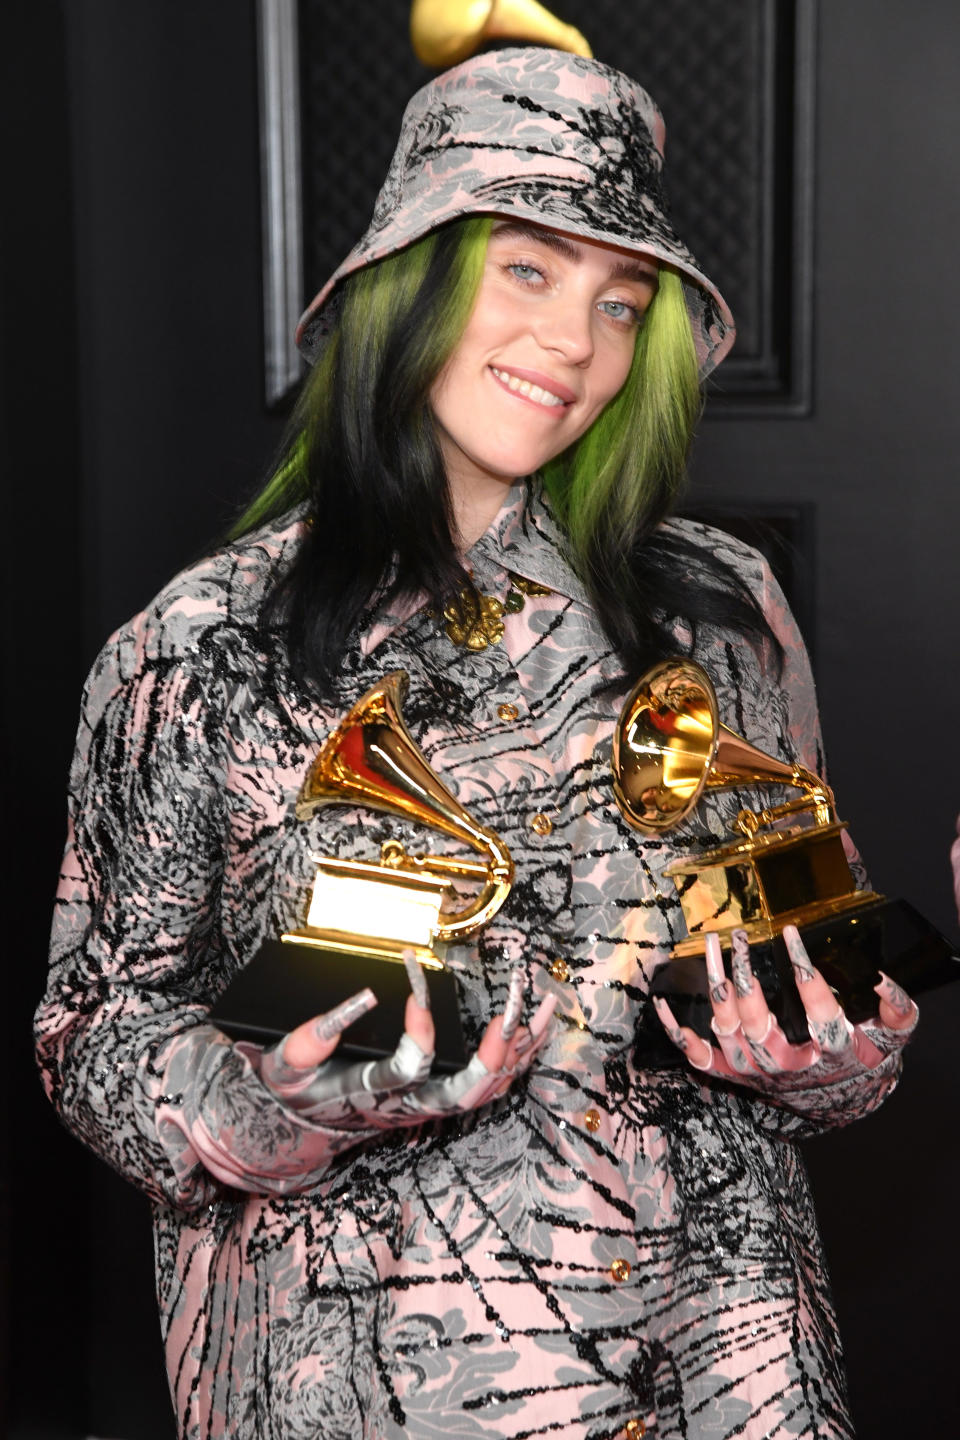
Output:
[447, 469, 517, 550]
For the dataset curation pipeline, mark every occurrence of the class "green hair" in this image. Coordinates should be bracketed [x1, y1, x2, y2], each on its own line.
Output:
[230, 216, 493, 539]
[542, 266, 701, 580]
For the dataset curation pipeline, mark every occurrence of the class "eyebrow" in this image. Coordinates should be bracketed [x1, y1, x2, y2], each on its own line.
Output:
[490, 220, 659, 286]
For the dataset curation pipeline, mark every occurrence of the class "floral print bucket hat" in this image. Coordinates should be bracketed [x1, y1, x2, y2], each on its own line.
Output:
[296, 46, 735, 379]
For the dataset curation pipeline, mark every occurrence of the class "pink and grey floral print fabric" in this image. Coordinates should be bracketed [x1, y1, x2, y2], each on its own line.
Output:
[296, 47, 735, 379]
[37, 485, 909, 1438]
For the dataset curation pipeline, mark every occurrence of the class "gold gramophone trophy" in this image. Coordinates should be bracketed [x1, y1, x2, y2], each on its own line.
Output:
[613, 658, 956, 1052]
[410, 0, 592, 68]
[210, 672, 513, 1071]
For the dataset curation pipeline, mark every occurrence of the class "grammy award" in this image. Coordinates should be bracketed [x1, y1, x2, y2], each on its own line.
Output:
[210, 672, 514, 1071]
[612, 658, 957, 1052]
[410, 0, 592, 69]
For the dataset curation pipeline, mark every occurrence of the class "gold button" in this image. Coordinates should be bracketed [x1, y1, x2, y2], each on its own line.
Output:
[583, 1109, 601, 1133]
[496, 702, 519, 722]
[549, 957, 570, 982]
[530, 812, 553, 836]
[625, 1422, 646, 1439]
[610, 1258, 631, 1284]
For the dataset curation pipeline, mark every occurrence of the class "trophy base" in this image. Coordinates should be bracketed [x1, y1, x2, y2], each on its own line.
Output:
[209, 938, 469, 1073]
[636, 897, 958, 1068]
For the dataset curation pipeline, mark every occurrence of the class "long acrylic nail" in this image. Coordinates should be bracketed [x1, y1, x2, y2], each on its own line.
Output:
[500, 968, 525, 1041]
[784, 924, 815, 984]
[874, 970, 914, 1017]
[730, 929, 755, 997]
[315, 988, 377, 1041]
[704, 933, 730, 1004]
[403, 948, 431, 1010]
[652, 995, 688, 1051]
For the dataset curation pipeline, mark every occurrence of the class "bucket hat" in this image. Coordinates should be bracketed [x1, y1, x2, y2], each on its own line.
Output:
[296, 46, 734, 378]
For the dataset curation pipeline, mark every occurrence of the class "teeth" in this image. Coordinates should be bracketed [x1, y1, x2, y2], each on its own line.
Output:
[491, 367, 566, 407]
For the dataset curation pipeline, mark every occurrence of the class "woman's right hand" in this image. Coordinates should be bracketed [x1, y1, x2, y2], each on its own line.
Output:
[258, 952, 556, 1130]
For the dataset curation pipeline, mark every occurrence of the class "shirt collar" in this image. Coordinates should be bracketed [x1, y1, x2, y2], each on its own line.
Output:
[467, 478, 589, 604]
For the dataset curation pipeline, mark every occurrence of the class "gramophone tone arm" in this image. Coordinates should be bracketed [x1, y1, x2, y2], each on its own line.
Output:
[379, 840, 491, 882]
[735, 772, 835, 837]
[377, 836, 514, 943]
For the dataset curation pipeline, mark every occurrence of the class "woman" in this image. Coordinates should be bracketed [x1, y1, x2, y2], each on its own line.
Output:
[37, 48, 917, 1440]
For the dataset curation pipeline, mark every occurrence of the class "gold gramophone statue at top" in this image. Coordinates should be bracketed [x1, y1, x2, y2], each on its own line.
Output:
[211, 672, 513, 1071]
[612, 658, 955, 1045]
[410, 0, 591, 69]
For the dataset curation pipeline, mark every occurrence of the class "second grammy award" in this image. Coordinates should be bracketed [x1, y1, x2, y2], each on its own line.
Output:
[612, 658, 956, 1050]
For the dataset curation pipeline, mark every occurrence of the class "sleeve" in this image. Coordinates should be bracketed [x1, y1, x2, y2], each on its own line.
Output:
[35, 611, 377, 1212]
[736, 557, 908, 1138]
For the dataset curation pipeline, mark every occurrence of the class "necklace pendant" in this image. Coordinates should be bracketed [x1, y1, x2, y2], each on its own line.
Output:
[443, 591, 505, 650]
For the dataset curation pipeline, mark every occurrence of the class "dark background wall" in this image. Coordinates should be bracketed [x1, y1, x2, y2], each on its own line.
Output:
[4, 2, 958, 1435]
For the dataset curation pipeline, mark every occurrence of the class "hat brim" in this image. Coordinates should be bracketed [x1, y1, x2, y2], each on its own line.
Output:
[297, 196, 733, 380]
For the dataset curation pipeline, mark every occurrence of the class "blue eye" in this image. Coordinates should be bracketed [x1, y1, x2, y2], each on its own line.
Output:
[599, 299, 640, 324]
[508, 263, 544, 283]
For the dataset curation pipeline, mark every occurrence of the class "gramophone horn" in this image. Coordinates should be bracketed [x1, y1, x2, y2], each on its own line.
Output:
[297, 670, 514, 941]
[410, 0, 592, 69]
[612, 658, 832, 834]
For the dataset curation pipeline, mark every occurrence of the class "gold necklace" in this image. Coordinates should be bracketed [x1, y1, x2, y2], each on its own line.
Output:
[442, 572, 552, 651]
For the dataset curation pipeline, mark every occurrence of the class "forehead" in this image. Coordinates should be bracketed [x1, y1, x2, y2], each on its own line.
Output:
[488, 219, 659, 283]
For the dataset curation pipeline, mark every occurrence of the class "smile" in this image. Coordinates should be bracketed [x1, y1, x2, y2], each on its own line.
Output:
[490, 366, 570, 408]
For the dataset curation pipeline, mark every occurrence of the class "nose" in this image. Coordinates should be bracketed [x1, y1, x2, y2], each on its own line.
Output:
[532, 294, 595, 366]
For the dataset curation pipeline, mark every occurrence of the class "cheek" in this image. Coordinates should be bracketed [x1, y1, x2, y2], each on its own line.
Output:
[584, 344, 635, 425]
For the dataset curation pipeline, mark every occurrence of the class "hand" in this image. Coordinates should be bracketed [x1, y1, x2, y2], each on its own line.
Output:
[259, 952, 557, 1128]
[652, 924, 918, 1084]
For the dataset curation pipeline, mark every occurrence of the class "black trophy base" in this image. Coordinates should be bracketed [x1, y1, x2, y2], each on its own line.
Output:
[636, 897, 958, 1069]
[209, 939, 469, 1073]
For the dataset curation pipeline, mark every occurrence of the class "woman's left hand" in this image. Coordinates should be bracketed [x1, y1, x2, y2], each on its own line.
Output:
[652, 924, 918, 1083]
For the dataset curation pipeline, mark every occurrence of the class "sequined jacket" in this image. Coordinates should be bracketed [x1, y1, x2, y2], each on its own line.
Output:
[37, 483, 906, 1439]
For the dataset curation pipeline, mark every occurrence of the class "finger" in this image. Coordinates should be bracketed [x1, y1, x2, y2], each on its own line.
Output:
[500, 967, 525, 1042]
[476, 1012, 512, 1074]
[529, 990, 559, 1038]
[704, 932, 740, 1033]
[728, 928, 774, 1041]
[282, 988, 377, 1069]
[953, 815, 960, 922]
[402, 949, 430, 1009]
[783, 927, 884, 1066]
[782, 925, 845, 1025]
[651, 995, 714, 1071]
[873, 971, 919, 1033]
[402, 950, 436, 1056]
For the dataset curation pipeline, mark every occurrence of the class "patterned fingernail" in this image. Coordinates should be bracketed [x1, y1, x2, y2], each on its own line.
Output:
[501, 968, 525, 1041]
[730, 930, 755, 997]
[652, 996, 688, 1051]
[808, 1008, 850, 1054]
[314, 988, 377, 1041]
[704, 933, 730, 1004]
[403, 949, 431, 1010]
[784, 925, 815, 984]
[874, 970, 914, 1017]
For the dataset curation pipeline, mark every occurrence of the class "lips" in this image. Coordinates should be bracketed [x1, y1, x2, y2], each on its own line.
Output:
[489, 365, 576, 408]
